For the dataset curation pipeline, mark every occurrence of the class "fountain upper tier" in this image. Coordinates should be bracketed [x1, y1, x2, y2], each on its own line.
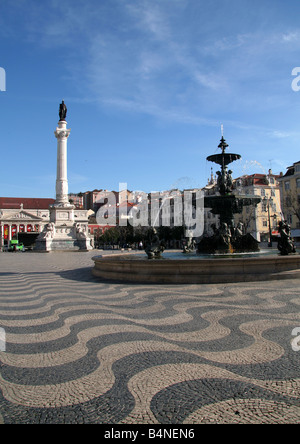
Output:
[207, 152, 241, 166]
[207, 137, 241, 166]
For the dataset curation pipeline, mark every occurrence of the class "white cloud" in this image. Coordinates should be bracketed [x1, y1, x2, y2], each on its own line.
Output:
[78, 1, 231, 125]
[8, 0, 300, 135]
[127, 2, 170, 41]
[282, 31, 300, 43]
[271, 131, 293, 139]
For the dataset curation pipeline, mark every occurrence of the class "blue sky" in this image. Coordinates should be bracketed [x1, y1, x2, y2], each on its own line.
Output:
[1, 0, 300, 198]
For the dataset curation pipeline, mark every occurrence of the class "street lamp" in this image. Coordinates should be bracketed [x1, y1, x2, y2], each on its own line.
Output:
[263, 197, 277, 247]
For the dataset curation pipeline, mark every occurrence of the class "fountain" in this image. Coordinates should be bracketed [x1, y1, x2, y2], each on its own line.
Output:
[197, 136, 261, 254]
[92, 135, 300, 284]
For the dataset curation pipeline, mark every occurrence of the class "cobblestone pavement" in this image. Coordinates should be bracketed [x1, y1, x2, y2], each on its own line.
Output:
[0, 251, 299, 424]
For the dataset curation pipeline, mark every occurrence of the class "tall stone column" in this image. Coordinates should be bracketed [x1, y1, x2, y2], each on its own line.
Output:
[35, 101, 92, 251]
[50, 116, 75, 225]
[54, 120, 71, 206]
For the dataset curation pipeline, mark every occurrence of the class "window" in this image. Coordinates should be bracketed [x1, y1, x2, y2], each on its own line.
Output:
[285, 181, 290, 191]
[295, 164, 300, 173]
[297, 178, 300, 188]
[263, 220, 268, 227]
[261, 188, 266, 196]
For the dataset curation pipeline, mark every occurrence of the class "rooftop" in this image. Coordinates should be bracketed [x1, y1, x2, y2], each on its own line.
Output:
[0, 198, 55, 210]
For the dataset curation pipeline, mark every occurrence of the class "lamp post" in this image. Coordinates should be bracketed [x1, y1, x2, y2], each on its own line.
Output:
[263, 197, 277, 247]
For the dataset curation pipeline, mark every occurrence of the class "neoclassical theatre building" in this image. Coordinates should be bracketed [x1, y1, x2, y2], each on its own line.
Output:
[0, 197, 55, 247]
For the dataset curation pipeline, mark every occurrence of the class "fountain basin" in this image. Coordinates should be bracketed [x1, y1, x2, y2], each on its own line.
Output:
[206, 152, 241, 166]
[92, 251, 300, 284]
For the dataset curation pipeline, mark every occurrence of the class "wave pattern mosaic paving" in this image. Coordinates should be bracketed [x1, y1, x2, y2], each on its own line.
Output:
[0, 252, 299, 424]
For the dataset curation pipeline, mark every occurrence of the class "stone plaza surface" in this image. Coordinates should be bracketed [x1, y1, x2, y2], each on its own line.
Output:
[0, 251, 299, 424]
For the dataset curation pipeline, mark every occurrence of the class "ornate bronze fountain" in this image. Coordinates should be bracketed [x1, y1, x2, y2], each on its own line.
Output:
[198, 136, 261, 254]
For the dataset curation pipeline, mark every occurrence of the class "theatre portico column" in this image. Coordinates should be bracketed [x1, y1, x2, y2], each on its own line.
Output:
[0, 223, 3, 250]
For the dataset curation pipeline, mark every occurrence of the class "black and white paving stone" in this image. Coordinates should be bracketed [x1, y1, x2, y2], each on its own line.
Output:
[0, 251, 299, 424]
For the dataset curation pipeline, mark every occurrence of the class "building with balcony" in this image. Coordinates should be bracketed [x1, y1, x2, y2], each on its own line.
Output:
[233, 171, 283, 242]
[278, 161, 300, 240]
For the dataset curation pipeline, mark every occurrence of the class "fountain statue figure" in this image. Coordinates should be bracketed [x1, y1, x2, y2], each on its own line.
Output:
[144, 228, 165, 259]
[183, 230, 195, 254]
[277, 221, 296, 256]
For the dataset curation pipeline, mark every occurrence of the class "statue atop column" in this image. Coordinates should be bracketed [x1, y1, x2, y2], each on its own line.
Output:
[59, 100, 67, 121]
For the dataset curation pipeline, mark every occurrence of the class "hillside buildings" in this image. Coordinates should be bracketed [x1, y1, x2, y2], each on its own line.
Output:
[2, 161, 300, 248]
